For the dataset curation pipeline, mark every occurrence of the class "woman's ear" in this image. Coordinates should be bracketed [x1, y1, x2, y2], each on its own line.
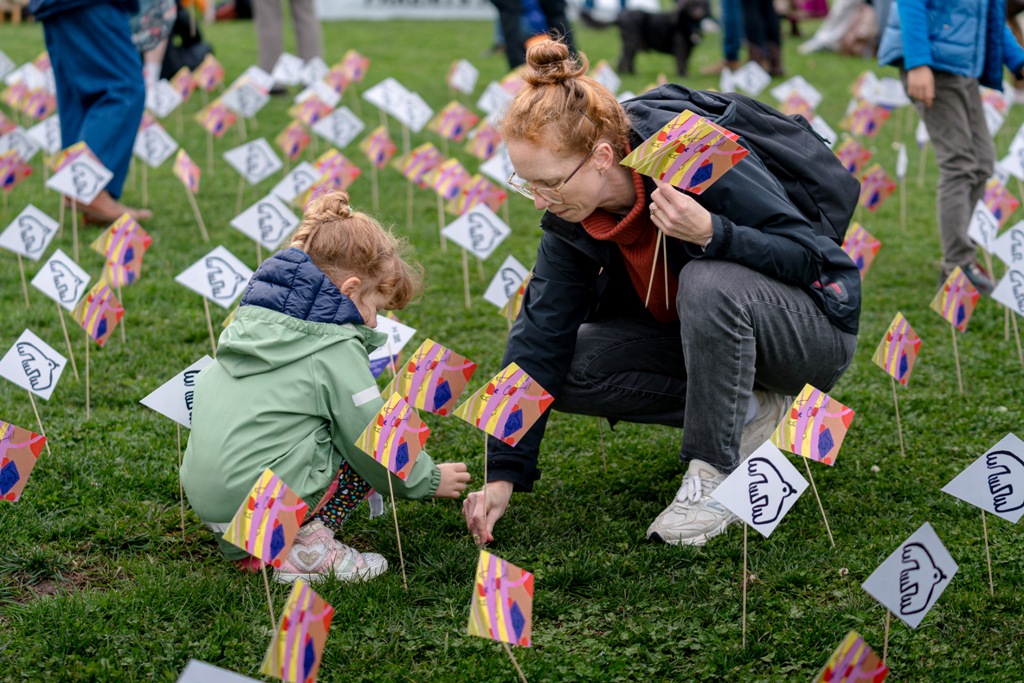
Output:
[594, 141, 617, 174]
[339, 276, 362, 297]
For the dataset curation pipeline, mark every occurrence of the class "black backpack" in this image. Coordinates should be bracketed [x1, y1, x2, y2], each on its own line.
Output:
[623, 85, 860, 245]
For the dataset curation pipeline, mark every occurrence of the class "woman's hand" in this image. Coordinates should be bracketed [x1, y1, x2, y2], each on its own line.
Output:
[434, 462, 471, 498]
[462, 480, 514, 546]
[649, 177, 714, 247]
[906, 66, 935, 108]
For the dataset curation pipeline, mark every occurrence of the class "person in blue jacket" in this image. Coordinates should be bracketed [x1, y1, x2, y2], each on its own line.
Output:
[462, 40, 861, 548]
[28, 0, 151, 223]
[878, 0, 1024, 293]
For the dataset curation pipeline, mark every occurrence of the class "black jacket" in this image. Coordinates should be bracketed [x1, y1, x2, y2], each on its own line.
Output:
[487, 88, 862, 492]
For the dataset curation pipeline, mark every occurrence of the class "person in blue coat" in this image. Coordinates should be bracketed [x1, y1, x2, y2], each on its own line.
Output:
[878, 0, 1024, 293]
[28, 0, 151, 223]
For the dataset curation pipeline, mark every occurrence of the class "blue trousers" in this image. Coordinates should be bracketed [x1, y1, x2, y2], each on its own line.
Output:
[721, 0, 744, 61]
[42, 3, 145, 200]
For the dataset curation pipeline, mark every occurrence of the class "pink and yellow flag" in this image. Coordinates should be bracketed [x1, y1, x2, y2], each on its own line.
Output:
[261, 579, 334, 683]
[813, 630, 888, 682]
[771, 385, 855, 466]
[841, 100, 891, 138]
[0, 420, 46, 502]
[71, 281, 124, 347]
[841, 222, 882, 278]
[288, 96, 332, 127]
[195, 101, 237, 138]
[276, 120, 311, 161]
[170, 66, 195, 102]
[223, 468, 308, 567]
[173, 149, 201, 194]
[983, 177, 1020, 228]
[453, 362, 553, 446]
[834, 138, 872, 177]
[858, 163, 896, 212]
[0, 151, 32, 192]
[22, 89, 56, 121]
[427, 157, 471, 201]
[89, 213, 152, 287]
[393, 142, 443, 188]
[620, 110, 749, 194]
[354, 394, 430, 480]
[468, 550, 534, 647]
[871, 312, 922, 386]
[358, 126, 397, 169]
[383, 339, 477, 416]
[929, 266, 980, 333]
[192, 54, 225, 92]
[446, 173, 508, 215]
[428, 101, 480, 143]
[780, 93, 814, 118]
[340, 49, 370, 84]
[465, 120, 503, 161]
[315, 150, 361, 190]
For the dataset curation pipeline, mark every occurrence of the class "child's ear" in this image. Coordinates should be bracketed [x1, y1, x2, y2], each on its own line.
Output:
[339, 276, 362, 297]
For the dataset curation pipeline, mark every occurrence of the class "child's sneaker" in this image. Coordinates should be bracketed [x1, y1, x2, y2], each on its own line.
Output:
[274, 520, 388, 584]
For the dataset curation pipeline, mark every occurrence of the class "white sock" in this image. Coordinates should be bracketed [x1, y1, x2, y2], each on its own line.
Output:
[143, 62, 161, 87]
[744, 394, 759, 426]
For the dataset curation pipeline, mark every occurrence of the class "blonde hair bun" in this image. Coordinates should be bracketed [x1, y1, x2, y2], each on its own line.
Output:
[306, 189, 353, 220]
[523, 38, 589, 87]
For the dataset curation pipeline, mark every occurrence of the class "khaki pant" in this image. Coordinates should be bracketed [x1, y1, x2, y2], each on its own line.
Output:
[253, 0, 323, 74]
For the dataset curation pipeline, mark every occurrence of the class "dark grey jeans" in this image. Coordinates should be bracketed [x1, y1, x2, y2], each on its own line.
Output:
[552, 260, 857, 474]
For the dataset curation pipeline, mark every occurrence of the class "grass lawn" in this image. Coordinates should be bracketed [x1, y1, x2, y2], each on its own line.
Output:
[1, 13, 1023, 683]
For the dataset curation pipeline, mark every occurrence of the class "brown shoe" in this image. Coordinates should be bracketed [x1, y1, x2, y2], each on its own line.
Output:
[699, 59, 741, 76]
[66, 191, 153, 225]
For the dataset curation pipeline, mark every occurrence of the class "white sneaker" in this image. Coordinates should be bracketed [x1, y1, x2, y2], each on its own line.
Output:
[275, 520, 389, 584]
[646, 459, 738, 546]
[738, 390, 792, 461]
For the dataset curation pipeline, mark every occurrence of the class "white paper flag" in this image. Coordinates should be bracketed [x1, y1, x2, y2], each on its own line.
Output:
[770, 75, 823, 110]
[146, 79, 184, 119]
[238, 66, 275, 94]
[45, 154, 113, 205]
[363, 77, 410, 116]
[176, 659, 262, 683]
[270, 162, 319, 203]
[0, 126, 41, 163]
[223, 138, 283, 185]
[230, 194, 300, 250]
[895, 142, 908, 180]
[476, 81, 514, 117]
[730, 61, 771, 97]
[175, 246, 254, 309]
[441, 206, 511, 260]
[311, 106, 365, 148]
[368, 316, 417, 377]
[27, 115, 61, 155]
[449, 59, 479, 95]
[296, 79, 342, 109]
[133, 122, 179, 169]
[300, 57, 330, 87]
[0, 204, 59, 261]
[710, 442, 808, 537]
[967, 200, 999, 253]
[809, 115, 837, 149]
[942, 433, 1024, 524]
[222, 82, 270, 118]
[0, 49, 14, 82]
[992, 267, 1024, 317]
[140, 356, 215, 428]
[480, 146, 515, 190]
[0, 329, 68, 401]
[391, 92, 434, 133]
[271, 53, 304, 87]
[30, 248, 91, 311]
[483, 255, 529, 309]
[993, 220, 1024, 268]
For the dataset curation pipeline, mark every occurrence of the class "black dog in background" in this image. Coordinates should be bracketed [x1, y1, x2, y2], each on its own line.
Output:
[580, 0, 710, 76]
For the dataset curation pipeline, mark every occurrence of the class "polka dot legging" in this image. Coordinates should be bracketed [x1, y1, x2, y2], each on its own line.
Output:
[312, 459, 373, 532]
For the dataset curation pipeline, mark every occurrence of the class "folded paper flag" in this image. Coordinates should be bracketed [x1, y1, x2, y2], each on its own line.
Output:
[261, 579, 333, 683]
[139, 355, 214, 429]
[428, 157, 471, 201]
[44, 151, 112, 204]
[223, 468, 308, 567]
[780, 92, 814, 118]
[193, 54, 225, 92]
[72, 281, 124, 347]
[485, 256, 529, 309]
[499, 272, 531, 320]
[841, 222, 882, 278]
[812, 630, 889, 683]
[0, 420, 46, 501]
[224, 138, 284, 185]
[22, 88, 56, 121]
[441, 205, 511, 260]
[710, 441, 808, 537]
[871, 312, 921, 386]
[835, 138, 872, 176]
[447, 59, 479, 95]
[288, 96, 332, 128]
[1, 150, 33, 193]
[428, 101, 480, 143]
[195, 102, 237, 139]
[590, 60, 621, 95]
[276, 120, 311, 162]
[314, 150, 361, 190]
[620, 110, 749, 194]
[0, 204, 58, 260]
[170, 66, 195, 102]
[453, 362, 553, 446]
[355, 394, 430, 480]
[393, 142, 443, 188]
[841, 99, 891, 138]
[30, 248, 91, 311]
[446, 174, 508, 216]
[358, 126, 397, 169]
[771, 385, 855, 466]
[942, 433, 1024, 524]
[368, 314, 417, 379]
[175, 246, 254, 309]
[858, 163, 896, 212]
[49, 140, 91, 173]
[465, 120, 503, 161]
[0, 329, 68, 401]
[340, 49, 370, 84]
[382, 339, 477, 416]
[983, 177, 1020, 228]
[467, 550, 534, 647]
[90, 213, 152, 286]
[992, 267, 1024, 316]
[929, 266, 980, 333]
[174, 149, 201, 194]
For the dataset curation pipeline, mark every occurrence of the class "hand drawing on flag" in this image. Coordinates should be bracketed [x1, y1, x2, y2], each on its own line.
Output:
[195, 102, 237, 139]
[261, 579, 334, 683]
[427, 158, 471, 201]
[354, 394, 430, 480]
[834, 138, 872, 176]
[465, 120, 503, 161]
[393, 142, 443, 188]
[340, 49, 370, 84]
[276, 120, 312, 162]
[812, 630, 889, 683]
[467, 550, 534, 647]
[0, 420, 46, 502]
[841, 99, 891, 138]
[871, 312, 921, 386]
[446, 174, 508, 215]
[983, 177, 1020, 227]
[771, 385, 855, 466]
[89, 213, 152, 286]
[382, 339, 477, 416]
[858, 163, 896, 212]
[314, 150, 361, 190]
[453, 363, 553, 446]
[173, 149, 201, 194]
[620, 110, 749, 194]
[358, 126, 397, 169]
[428, 101, 480, 143]
[929, 266, 980, 333]
[222, 469, 308, 567]
[71, 281, 124, 347]
[841, 222, 882, 278]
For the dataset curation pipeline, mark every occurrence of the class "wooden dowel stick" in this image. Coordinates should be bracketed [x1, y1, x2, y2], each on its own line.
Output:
[203, 297, 217, 357]
[27, 391, 51, 457]
[883, 609, 891, 663]
[17, 254, 30, 307]
[85, 330, 91, 420]
[186, 189, 210, 242]
[387, 474, 408, 590]
[501, 641, 528, 683]
[644, 231, 663, 307]
[178, 422, 186, 543]
[803, 458, 835, 547]
[437, 194, 447, 251]
[261, 563, 277, 630]
[1011, 313, 1024, 369]
[72, 198, 79, 262]
[950, 325, 963, 395]
[461, 249, 471, 308]
[982, 510, 994, 596]
[598, 418, 607, 473]
[57, 304, 79, 380]
[742, 523, 748, 649]
[891, 376, 905, 457]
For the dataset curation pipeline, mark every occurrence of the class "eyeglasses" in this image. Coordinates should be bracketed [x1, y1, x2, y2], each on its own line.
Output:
[507, 147, 597, 204]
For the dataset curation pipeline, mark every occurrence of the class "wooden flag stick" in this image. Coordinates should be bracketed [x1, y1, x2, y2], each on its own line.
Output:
[803, 458, 835, 547]
[917, 144, 927, 187]
[662, 232, 669, 308]
[461, 249, 471, 308]
[237, 113, 248, 142]
[441, 137, 449, 159]
[58, 193, 65, 234]
[236, 175, 245, 215]
[890, 376, 905, 457]
[501, 641, 529, 683]
[982, 509, 994, 596]
[386, 474, 408, 590]
[72, 198, 79, 262]
[950, 325, 964, 395]
[502, 201, 511, 231]
[203, 297, 217, 357]
[1005, 307, 1010, 342]
[436, 194, 447, 251]
[370, 163, 379, 212]
[476, 435, 489, 550]
[16, 253, 30, 307]
[379, 107, 388, 137]
[117, 285, 126, 344]
[741, 522, 748, 649]
[883, 609, 891, 663]
[84, 329, 91, 420]
[476, 256, 486, 281]
[406, 179, 414, 232]
[644, 230, 663, 307]
[185, 188, 210, 242]
[899, 179, 907, 231]
[57, 304, 79, 380]
[349, 83, 363, 117]
[598, 417, 607, 473]
[142, 163, 148, 206]
[177, 422, 186, 543]
[260, 563, 277, 630]
[27, 391, 51, 457]
[1010, 313, 1024, 369]
[206, 132, 214, 173]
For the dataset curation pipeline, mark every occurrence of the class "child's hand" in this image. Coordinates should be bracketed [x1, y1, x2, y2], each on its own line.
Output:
[434, 462, 471, 498]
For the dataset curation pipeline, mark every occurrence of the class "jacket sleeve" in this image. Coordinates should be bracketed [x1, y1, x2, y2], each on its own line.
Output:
[895, 0, 933, 70]
[486, 228, 602, 492]
[1004, 25, 1024, 78]
[682, 147, 822, 286]
[315, 341, 440, 500]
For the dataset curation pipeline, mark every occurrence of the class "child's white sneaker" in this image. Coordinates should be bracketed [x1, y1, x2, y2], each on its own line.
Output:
[274, 520, 388, 584]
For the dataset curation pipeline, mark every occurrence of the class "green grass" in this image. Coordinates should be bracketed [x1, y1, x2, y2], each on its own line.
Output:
[2, 15, 1024, 683]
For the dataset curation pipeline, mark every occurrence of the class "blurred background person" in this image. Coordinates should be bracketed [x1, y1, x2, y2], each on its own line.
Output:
[253, 0, 322, 90]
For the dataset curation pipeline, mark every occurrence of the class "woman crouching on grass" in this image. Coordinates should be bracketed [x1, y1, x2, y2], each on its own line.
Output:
[181, 190, 471, 583]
